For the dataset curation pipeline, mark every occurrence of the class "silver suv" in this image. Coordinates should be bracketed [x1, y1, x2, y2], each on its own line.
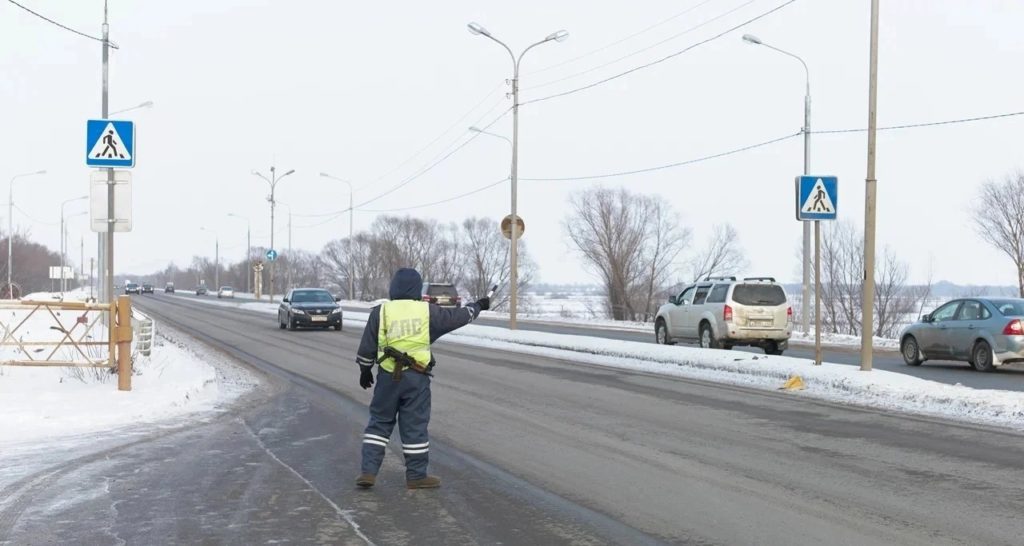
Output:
[654, 277, 793, 355]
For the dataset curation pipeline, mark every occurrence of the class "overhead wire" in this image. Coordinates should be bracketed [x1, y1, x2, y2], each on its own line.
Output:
[358, 81, 507, 191]
[812, 110, 1024, 134]
[521, 0, 797, 106]
[524, 0, 759, 91]
[359, 177, 510, 213]
[525, 0, 723, 76]
[6, 0, 118, 47]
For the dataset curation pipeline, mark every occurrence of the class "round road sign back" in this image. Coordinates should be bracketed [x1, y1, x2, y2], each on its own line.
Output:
[501, 215, 525, 240]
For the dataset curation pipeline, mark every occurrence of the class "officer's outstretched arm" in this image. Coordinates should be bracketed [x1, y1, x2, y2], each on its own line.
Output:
[356, 306, 382, 366]
[428, 303, 481, 342]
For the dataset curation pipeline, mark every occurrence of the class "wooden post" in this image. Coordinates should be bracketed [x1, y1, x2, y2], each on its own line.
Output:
[116, 295, 132, 391]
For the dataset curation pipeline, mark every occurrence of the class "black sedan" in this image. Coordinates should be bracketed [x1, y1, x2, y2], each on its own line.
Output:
[279, 288, 342, 331]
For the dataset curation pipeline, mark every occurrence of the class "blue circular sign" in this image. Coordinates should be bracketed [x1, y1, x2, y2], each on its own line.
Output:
[266, 249, 278, 262]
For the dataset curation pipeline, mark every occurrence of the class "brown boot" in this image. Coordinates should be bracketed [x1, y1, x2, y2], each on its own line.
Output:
[355, 474, 376, 489]
[406, 475, 441, 489]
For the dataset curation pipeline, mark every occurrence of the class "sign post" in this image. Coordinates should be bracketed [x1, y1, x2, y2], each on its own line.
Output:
[86, 118, 136, 310]
[796, 175, 838, 366]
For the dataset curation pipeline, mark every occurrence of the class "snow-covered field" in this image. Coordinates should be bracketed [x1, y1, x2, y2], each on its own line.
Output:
[184, 295, 1024, 430]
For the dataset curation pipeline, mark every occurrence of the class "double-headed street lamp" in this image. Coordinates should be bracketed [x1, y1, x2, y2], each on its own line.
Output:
[468, 22, 568, 329]
[742, 33, 813, 337]
[200, 227, 219, 290]
[227, 213, 251, 295]
[7, 170, 46, 299]
[252, 166, 295, 302]
[60, 195, 89, 293]
[319, 172, 355, 300]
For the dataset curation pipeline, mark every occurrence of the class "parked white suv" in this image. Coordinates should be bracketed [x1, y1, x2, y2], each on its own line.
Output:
[654, 277, 793, 355]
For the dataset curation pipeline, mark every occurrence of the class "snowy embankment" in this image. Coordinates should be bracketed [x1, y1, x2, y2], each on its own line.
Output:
[183, 296, 1024, 428]
[0, 292, 255, 455]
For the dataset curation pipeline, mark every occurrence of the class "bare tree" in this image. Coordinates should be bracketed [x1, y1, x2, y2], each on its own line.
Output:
[974, 172, 1024, 297]
[564, 187, 689, 321]
[460, 217, 535, 311]
[689, 224, 749, 282]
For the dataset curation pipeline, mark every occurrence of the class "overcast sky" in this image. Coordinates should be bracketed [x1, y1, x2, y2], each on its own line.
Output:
[3, 0, 1023, 287]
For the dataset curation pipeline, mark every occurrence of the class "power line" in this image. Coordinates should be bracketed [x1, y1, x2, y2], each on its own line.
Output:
[6, 0, 117, 47]
[13, 204, 59, 226]
[359, 177, 509, 213]
[521, 0, 797, 106]
[813, 110, 1024, 134]
[525, 0, 758, 91]
[360, 81, 507, 191]
[525, 0, 723, 76]
[521, 131, 801, 182]
[353, 107, 512, 209]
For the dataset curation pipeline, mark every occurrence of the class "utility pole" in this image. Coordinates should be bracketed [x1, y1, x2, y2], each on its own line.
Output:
[861, 0, 881, 371]
[288, 209, 293, 291]
[98, 0, 115, 306]
[252, 167, 295, 302]
[228, 213, 251, 294]
[468, 22, 568, 329]
[319, 173, 356, 300]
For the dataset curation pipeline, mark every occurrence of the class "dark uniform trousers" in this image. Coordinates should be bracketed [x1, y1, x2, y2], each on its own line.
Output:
[361, 368, 431, 480]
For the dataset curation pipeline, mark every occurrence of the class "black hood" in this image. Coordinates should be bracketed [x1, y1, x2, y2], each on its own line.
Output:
[389, 268, 423, 301]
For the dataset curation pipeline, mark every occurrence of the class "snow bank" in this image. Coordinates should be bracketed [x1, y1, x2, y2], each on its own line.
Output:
[0, 328, 253, 451]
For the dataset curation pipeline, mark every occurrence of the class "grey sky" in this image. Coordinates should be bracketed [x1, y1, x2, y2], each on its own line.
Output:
[3, 0, 1022, 285]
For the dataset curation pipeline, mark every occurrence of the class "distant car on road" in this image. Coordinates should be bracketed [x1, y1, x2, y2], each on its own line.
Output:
[195, 286, 208, 296]
[900, 298, 1024, 372]
[124, 282, 141, 295]
[654, 276, 793, 355]
[142, 284, 154, 294]
[279, 288, 342, 331]
[421, 282, 461, 307]
[217, 286, 235, 299]
[164, 282, 175, 294]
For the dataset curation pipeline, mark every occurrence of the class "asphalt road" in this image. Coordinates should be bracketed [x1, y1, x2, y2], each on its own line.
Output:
[5, 292, 1022, 544]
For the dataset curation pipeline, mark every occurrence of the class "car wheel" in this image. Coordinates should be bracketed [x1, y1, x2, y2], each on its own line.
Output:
[655, 320, 675, 345]
[278, 314, 286, 330]
[972, 340, 995, 372]
[288, 316, 298, 331]
[334, 324, 342, 331]
[699, 322, 720, 349]
[763, 341, 783, 356]
[901, 336, 923, 366]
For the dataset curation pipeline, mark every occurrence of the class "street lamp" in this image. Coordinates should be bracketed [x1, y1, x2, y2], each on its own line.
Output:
[108, 100, 153, 116]
[7, 170, 46, 299]
[63, 211, 88, 294]
[742, 33, 813, 338]
[200, 227, 219, 290]
[469, 126, 513, 146]
[227, 213, 251, 295]
[252, 166, 295, 302]
[60, 195, 88, 293]
[319, 172, 356, 300]
[468, 21, 568, 329]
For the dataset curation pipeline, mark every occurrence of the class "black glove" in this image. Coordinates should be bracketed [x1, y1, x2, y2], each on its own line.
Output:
[359, 365, 374, 389]
[475, 297, 490, 311]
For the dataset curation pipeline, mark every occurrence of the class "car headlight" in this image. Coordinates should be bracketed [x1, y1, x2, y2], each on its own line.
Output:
[292, 308, 306, 315]
[330, 309, 342, 315]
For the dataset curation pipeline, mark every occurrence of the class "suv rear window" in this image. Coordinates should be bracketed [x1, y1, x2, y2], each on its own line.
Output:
[706, 284, 729, 303]
[731, 284, 787, 306]
[426, 284, 458, 297]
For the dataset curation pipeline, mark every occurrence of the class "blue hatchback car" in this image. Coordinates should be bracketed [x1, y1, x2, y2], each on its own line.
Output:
[900, 298, 1024, 372]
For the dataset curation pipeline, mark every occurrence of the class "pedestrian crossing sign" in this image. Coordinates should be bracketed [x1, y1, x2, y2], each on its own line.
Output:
[86, 119, 135, 168]
[796, 176, 838, 221]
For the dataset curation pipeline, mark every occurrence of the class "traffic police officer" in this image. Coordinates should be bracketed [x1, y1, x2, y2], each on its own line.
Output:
[355, 268, 490, 489]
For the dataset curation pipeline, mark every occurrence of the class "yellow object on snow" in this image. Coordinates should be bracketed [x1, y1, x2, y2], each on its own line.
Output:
[781, 375, 806, 391]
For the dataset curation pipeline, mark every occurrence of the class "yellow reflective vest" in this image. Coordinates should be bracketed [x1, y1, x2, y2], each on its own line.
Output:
[377, 300, 431, 373]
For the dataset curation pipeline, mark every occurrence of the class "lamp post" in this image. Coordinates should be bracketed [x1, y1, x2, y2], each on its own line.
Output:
[227, 213, 251, 295]
[63, 211, 88, 294]
[861, 0, 881, 371]
[200, 227, 219, 290]
[468, 22, 568, 329]
[7, 170, 46, 299]
[319, 172, 355, 300]
[742, 33, 812, 337]
[60, 196, 88, 293]
[252, 166, 295, 301]
[275, 201, 293, 292]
